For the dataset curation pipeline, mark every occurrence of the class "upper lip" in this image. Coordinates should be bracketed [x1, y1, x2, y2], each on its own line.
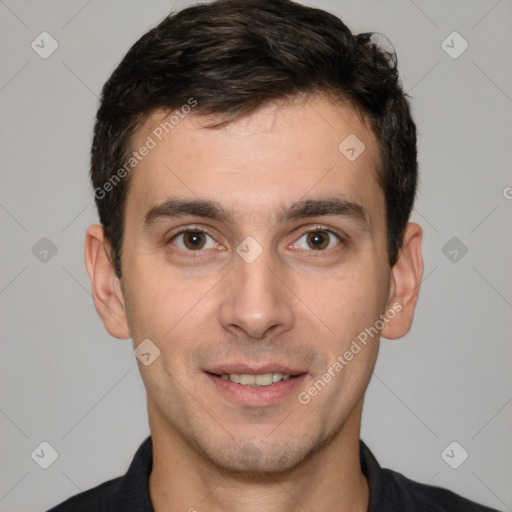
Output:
[204, 363, 306, 376]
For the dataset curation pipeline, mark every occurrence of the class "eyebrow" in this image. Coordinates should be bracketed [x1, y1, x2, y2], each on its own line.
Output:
[143, 196, 369, 230]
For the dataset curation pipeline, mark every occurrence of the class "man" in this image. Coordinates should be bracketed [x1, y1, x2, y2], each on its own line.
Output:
[47, 0, 500, 510]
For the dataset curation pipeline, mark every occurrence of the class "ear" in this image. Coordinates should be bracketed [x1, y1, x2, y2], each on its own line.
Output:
[84, 224, 130, 339]
[381, 222, 423, 340]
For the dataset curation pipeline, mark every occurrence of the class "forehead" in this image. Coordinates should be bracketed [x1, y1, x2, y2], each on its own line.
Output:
[125, 95, 382, 224]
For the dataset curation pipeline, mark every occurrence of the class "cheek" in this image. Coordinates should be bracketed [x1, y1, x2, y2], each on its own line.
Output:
[123, 262, 221, 368]
[297, 270, 385, 403]
[122, 262, 189, 342]
[297, 263, 384, 339]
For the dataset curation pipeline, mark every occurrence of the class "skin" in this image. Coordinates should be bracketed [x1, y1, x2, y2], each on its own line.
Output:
[85, 94, 423, 512]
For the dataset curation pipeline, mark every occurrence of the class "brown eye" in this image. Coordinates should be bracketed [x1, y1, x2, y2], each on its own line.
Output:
[183, 231, 206, 250]
[291, 229, 341, 251]
[170, 230, 217, 251]
[306, 231, 330, 250]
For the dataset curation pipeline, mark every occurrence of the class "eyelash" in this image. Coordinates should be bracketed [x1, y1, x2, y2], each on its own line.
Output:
[293, 227, 344, 252]
[167, 227, 221, 253]
[166, 225, 344, 253]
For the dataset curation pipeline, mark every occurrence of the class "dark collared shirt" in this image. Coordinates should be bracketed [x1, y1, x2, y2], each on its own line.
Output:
[47, 436, 501, 511]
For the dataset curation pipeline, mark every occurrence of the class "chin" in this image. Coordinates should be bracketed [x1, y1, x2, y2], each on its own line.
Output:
[197, 434, 320, 474]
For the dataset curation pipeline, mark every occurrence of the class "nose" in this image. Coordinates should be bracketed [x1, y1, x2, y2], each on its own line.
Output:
[219, 246, 294, 339]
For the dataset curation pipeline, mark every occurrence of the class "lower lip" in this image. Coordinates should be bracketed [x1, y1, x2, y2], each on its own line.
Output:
[205, 373, 307, 407]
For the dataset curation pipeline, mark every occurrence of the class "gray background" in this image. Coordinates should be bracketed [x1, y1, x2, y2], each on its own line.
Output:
[1, 0, 511, 511]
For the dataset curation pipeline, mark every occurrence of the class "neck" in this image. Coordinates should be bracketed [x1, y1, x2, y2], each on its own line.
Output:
[148, 401, 369, 512]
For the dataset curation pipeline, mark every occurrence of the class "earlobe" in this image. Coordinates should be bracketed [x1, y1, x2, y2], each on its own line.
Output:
[84, 224, 131, 339]
[381, 222, 423, 340]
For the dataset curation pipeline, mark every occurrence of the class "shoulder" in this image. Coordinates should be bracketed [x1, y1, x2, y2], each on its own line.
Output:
[379, 467, 502, 512]
[46, 476, 124, 512]
[360, 440, 501, 512]
[45, 436, 153, 512]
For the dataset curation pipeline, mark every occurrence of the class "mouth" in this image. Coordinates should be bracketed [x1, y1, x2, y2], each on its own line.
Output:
[207, 371, 300, 386]
[204, 365, 307, 406]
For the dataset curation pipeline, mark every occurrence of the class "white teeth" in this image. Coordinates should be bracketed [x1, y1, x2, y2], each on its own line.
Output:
[220, 372, 290, 386]
[239, 374, 254, 385]
[255, 373, 273, 386]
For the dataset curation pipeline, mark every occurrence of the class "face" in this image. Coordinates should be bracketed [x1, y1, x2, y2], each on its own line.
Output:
[91, 95, 410, 473]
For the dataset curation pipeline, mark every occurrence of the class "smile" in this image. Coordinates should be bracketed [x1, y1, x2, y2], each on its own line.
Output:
[219, 373, 291, 386]
[205, 369, 307, 407]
